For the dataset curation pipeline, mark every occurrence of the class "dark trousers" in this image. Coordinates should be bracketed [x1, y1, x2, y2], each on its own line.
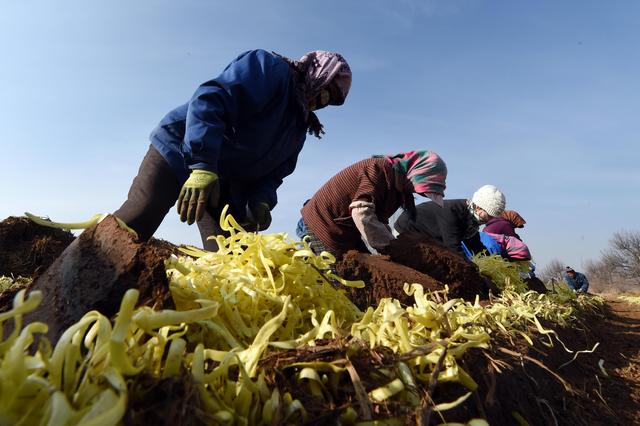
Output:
[114, 145, 223, 251]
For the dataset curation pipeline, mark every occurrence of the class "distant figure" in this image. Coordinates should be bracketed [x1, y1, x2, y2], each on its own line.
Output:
[564, 266, 589, 293]
[395, 184, 506, 256]
[298, 150, 447, 258]
[483, 209, 526, 240]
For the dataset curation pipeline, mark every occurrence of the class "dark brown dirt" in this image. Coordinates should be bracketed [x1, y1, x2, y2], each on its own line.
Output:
[0, 216, 75, 278]
[0, 217, 179, 317]
[583, 298, 640, 424]
[388, 233, 497, 297]
[336, 251, 446, 309]
[336, 234, 497, 310]
[124, 372, 211, 426]
[16, 215, 175, 342]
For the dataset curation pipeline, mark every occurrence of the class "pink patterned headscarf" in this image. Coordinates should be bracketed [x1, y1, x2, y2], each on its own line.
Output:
[274, 50, 352, 138]
[384, 150, 448, 195]
[296, 50, 352, 105]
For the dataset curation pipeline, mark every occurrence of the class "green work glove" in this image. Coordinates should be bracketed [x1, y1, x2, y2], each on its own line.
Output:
[244, 201, 272, 232]
[177, 169, 220, 225]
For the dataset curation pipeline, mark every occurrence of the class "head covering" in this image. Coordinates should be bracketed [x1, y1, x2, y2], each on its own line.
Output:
[565, 266, 575, 274]
[471, 185, 506, 217]
[384, 150, 447, 196]
[502, 210, 526, 228]
[296, 51, 352, 105]
[273, 50, 352, 138]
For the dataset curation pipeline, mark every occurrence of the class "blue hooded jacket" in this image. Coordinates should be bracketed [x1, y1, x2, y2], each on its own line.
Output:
[564, 272, 589, 293]
[149, 49, 307, 210]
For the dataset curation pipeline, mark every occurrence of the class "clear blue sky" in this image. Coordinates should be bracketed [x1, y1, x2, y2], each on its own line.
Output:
[1, 0, 638, 271]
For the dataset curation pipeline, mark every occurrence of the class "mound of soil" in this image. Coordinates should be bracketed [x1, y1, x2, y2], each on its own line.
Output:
[336, 234, 496, 309]
[336, 251, 445, 309]
[0, 216, 75, 278]
[18, 215, 176, 342]
[388, 233, 496, 297]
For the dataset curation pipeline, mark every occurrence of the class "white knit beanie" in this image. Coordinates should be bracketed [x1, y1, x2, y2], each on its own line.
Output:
[471, 185, 506, 217]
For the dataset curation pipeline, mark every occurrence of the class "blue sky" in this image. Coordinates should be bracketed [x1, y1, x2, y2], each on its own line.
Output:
[1, 0, 638, 271]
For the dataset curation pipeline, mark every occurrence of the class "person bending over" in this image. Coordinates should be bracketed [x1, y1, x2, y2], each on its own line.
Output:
[298, 151, 447, 258]
[115, 49, 352, 250]
[394, 185, 506, 256]
[563, 266, 589, 293]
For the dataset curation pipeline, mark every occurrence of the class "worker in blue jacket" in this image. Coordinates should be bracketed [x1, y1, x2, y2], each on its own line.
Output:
[563, 266, 590, 293]
[114, 49, 352, 250]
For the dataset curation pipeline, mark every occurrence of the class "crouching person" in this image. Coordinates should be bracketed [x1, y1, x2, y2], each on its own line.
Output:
[297, 151, 447, 258]
[564, 266, 590, 293]
[394, 184, 506, 257]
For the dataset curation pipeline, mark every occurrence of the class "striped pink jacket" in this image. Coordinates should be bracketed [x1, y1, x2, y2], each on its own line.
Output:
[484, 232, 532, 260]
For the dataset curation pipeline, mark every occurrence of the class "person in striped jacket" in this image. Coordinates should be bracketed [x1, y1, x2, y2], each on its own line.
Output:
[297, 151, 447, 258]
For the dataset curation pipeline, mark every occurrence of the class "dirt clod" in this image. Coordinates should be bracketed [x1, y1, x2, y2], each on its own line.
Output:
[22, 215, 174, 342]
[336, 251, 445, 309]
[388, 233, 497, 299]
[336, 234, 496, 310]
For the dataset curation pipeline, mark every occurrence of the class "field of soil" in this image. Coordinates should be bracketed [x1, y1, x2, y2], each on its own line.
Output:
[0, 215, 639, 425]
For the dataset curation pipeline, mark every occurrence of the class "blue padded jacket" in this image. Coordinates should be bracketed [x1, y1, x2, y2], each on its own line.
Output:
[150, 49, 308, 210]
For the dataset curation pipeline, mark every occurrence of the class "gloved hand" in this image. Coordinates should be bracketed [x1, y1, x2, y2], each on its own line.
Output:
[244, 201, 272, 232]
[177, 169, 220, 225]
